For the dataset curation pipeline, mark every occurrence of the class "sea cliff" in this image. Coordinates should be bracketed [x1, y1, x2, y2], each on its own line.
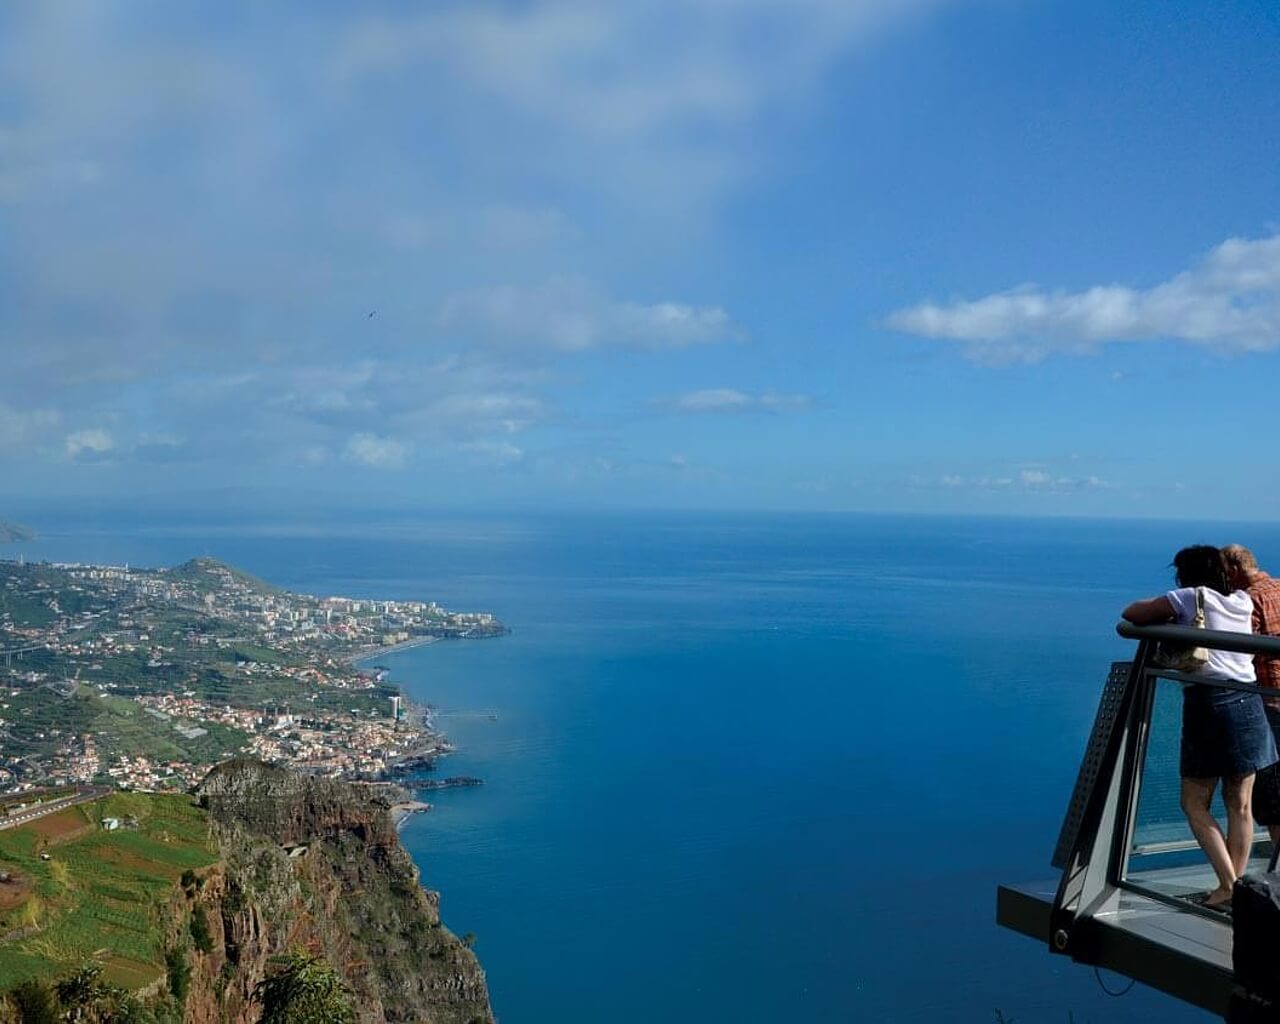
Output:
[186, 759, 494, 1024]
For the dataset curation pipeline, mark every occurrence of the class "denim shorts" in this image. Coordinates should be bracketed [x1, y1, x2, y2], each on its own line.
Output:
[1181, 690, 1279, 779]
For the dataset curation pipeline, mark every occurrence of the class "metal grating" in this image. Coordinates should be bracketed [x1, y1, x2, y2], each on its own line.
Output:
[1051, 661, 1132, 869]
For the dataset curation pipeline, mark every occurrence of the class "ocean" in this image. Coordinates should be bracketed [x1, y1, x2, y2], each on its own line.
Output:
[18, 509, 1279, 1022]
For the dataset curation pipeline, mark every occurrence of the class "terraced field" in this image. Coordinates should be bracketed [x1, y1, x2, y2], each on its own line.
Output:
[0, 792, 218, 991]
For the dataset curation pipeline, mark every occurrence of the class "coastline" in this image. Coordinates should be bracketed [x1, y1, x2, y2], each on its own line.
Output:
[347, 634, 441, 666]
[390, 799, 432, 828]
[355, 643, 481, 796]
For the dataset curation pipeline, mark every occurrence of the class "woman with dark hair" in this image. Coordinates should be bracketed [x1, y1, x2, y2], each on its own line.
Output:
[1123, 544, 1277, 908]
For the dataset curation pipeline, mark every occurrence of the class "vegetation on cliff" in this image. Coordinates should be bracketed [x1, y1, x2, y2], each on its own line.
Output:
[0, 762, 493, 1024]
[254, 951, 354, 1024]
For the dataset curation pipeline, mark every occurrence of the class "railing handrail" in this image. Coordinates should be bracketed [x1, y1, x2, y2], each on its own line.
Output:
[1116, 620, 1280, 658]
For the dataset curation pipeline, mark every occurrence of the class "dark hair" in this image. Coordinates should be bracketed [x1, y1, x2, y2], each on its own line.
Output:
[1172, 545, 1232, 596]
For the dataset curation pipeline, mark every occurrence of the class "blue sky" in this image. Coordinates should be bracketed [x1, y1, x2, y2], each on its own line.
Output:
[3, 0, 1279, 518]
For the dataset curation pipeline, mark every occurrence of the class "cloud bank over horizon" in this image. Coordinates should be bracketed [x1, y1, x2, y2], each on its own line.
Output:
[4, 1, 1280, 516]
[0, 0, 937, 490]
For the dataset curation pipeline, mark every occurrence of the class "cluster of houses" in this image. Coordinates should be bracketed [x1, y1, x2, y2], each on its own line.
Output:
[0, 557, 500, 793]
[4, 558, 501, 679]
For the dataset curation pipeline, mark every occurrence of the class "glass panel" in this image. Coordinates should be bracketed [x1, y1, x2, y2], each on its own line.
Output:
[1124, 673, 1272, 904]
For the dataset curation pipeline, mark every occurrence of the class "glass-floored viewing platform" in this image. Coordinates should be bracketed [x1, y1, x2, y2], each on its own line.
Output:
[998, 624, 1280, 1018]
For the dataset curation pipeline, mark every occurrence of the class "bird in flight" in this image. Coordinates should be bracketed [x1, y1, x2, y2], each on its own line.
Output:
[367, 310, 377, 319]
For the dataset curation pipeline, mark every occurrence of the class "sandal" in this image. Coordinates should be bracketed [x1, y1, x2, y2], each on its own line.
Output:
[1189, 891, 1233, 914]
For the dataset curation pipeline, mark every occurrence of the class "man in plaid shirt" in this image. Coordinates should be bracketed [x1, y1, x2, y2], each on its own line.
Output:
[1224, 544, 1280, 840]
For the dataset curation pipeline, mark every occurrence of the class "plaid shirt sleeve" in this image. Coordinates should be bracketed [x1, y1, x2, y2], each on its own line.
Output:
[1248, 575, 1280, 690]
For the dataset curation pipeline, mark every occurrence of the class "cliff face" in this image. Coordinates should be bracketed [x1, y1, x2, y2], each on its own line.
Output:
[185, 759, 493, 1024]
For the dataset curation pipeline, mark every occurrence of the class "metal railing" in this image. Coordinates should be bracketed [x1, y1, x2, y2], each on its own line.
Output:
[1037, 621, 1280, 1014]
[1115, 621, 1280, 660]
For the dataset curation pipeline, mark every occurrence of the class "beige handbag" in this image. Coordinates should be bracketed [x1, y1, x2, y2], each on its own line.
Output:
[1152, 587, 1210, 672]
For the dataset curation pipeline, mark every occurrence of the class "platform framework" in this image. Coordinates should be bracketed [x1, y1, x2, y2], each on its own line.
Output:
[998, 623, 1280, 1018]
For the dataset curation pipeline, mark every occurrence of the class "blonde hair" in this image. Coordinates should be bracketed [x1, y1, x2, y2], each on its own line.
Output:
[1223, 544, 1259, 575]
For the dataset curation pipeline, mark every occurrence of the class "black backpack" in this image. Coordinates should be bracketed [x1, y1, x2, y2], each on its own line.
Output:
[1231, 846, 1280, 1021]
[1253, 763, 1280, 827]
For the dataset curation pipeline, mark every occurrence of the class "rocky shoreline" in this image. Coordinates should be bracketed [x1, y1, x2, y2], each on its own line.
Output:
[348, 646, 490, 834]
[390, 799, 432, 826]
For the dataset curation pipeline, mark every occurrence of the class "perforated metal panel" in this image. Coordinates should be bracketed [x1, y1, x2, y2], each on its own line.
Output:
[1051, 661, 1133, 869]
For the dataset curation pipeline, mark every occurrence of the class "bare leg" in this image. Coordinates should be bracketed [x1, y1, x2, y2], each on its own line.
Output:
[1181, 777, 1236, 902]
[1223, 772, 1257, 881]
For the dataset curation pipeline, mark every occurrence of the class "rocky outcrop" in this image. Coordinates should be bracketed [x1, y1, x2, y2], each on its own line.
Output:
[181, 759, 493, 1024]
[416, 778, 484, 791]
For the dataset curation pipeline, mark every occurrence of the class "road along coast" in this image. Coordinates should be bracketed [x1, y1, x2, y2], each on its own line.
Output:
[347, 635, 441, 665]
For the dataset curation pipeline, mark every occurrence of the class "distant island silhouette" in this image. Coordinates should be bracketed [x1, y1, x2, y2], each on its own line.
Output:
[0, 520, 34, 543]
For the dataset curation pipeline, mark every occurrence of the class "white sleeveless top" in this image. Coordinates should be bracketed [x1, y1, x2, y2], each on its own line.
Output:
[1165, 586, 1256, 682]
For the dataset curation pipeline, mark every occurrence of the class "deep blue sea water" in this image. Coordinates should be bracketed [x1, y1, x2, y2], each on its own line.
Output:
[17, 510, 1280, 1022]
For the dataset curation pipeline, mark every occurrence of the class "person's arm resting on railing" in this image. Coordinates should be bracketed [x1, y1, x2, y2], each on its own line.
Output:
[1122, 595, 1175, 625]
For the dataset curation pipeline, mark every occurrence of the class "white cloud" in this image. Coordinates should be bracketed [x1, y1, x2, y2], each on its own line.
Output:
[671, 388, 751, 411]
[887, 232, 1280, 361]
[460, 440, 525, 463]
[661, 388, 812, 413]
[65, 428, 113, 460]
[479, 204, 576, 249]
[931, 468, 1110, 492]
[334, 1, 949, 207]
[758, 392, 814, 411]
[110, 358, 553, 475]
[264, 360, 550, 442]
[130, 433, 192, 463]
[0, 2, 954, 478]
[439, 278, 738, 351]
[342, 433, 410, 470]
[424, 392, 545, 434]
[380, 213, 437, 251]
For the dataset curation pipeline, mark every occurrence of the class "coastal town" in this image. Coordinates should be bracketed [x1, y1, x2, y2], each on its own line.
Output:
[0, 556, 505, 794]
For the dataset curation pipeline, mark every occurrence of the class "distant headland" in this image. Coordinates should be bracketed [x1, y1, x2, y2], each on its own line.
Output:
[0, 521, 34, 543]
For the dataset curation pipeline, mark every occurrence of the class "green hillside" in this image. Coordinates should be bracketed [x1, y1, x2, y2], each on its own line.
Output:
[166, 556, 281, 595]
[0, 793, 217, 992]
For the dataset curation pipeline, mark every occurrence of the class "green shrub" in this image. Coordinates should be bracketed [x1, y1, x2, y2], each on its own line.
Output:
[189, 904, 214, 954]
[254, 950, 354, 1024]
[166, 946, 190, 1002]
[9, 979, 58, 1024]
[55, 963, 113, 1011]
